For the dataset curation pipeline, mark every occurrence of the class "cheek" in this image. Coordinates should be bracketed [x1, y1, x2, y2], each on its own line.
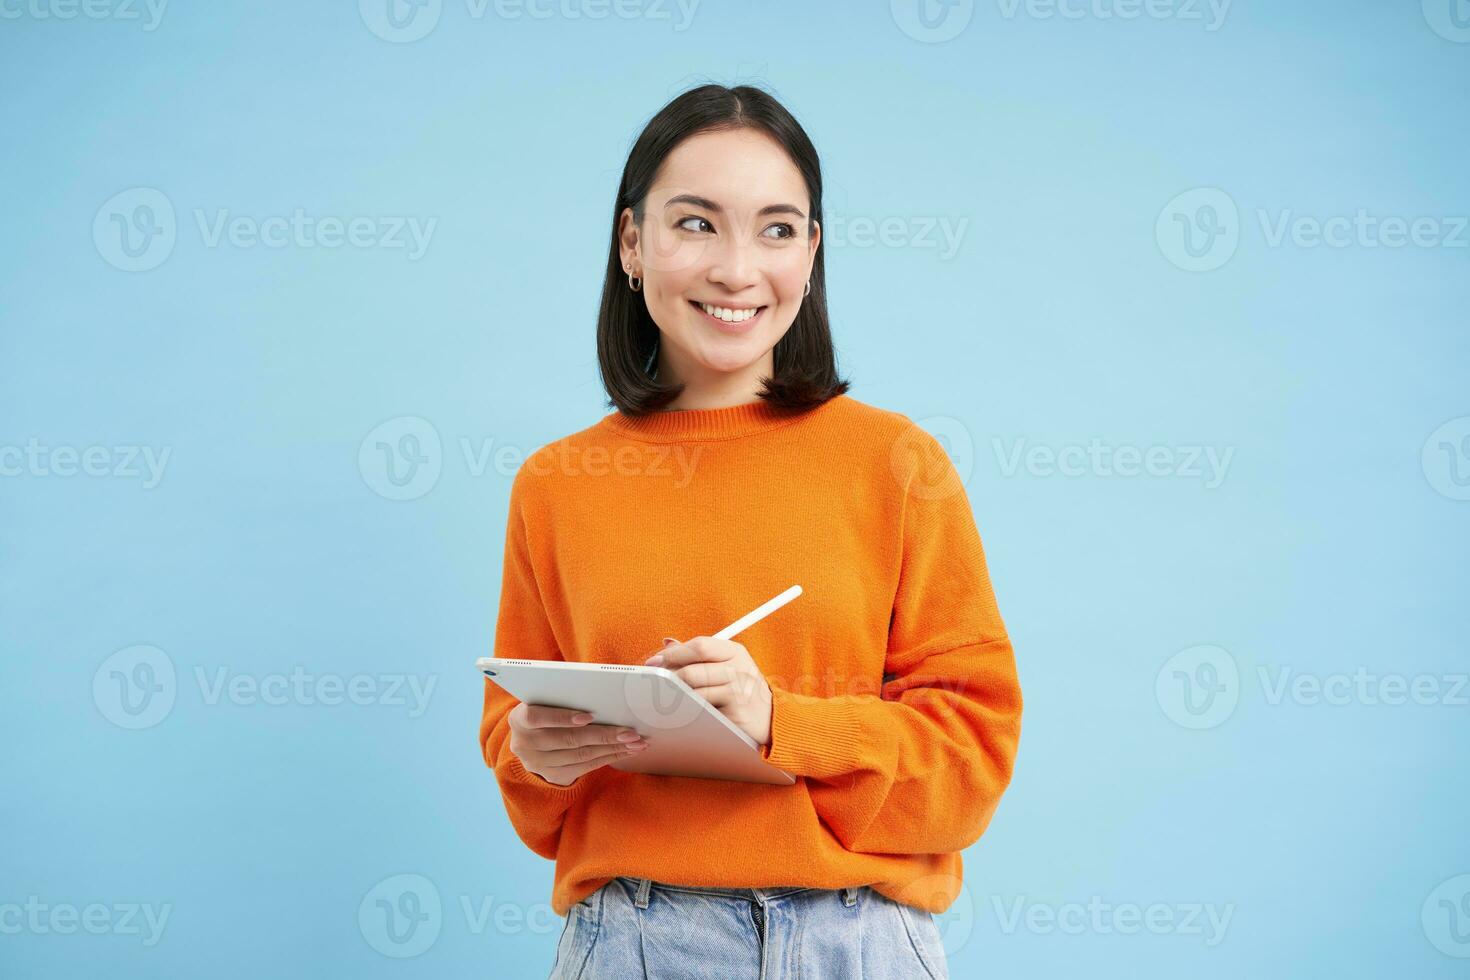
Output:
[769, 244, 813, 289]
[770, 262, 809, 303]
[652, 276, 694, 316]
[645, 258, 697, 299]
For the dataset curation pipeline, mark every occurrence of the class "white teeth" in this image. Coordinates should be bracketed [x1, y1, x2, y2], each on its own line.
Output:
[698, 302, 761, 323]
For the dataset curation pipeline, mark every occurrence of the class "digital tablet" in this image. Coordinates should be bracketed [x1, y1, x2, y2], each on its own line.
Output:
[477, 657, 796, 786]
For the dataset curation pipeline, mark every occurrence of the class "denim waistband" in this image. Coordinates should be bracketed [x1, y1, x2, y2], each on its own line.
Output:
[614, 876, 863, 908]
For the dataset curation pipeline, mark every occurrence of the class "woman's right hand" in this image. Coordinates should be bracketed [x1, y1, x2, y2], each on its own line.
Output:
[506, 702, 649, 787]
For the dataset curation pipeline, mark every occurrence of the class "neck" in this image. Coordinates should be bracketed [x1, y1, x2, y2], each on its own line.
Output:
[656, 347, 775, 411]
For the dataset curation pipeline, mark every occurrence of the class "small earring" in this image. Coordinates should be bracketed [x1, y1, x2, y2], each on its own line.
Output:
[626, 266, 642, 292]
[804, 280, 811, 297]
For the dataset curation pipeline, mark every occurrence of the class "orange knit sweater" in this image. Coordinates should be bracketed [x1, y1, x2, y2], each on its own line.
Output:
[478, 392, 1023, 917]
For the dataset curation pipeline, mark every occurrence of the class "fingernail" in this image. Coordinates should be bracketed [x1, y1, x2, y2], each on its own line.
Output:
[573, 712, 594, 723]
[645, 654, 665, 666]
[663, 637, 677, 646]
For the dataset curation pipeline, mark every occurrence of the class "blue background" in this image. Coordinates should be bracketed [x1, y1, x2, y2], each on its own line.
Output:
[3, 1, 1468, 976]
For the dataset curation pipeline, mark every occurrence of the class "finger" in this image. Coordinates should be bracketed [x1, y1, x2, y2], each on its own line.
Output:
[690, 674, 763, 704]
[676, 662, 735, 691]
[690, 681, 736, 706]
[520, 703, 595, 730]
[542, 746, 642, 784]
[656, 636, 733, 668]
[645, 636, 678, 662]
[537, 739, 646, 768]
[646, 641, 685, 666]
[523, 721, 643, 752]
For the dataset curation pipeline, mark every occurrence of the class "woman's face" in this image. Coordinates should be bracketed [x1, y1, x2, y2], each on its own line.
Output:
[619, 128, 820, 391]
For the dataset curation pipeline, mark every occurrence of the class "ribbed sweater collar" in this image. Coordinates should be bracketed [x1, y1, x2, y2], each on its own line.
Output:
[600, 394, 843, 443]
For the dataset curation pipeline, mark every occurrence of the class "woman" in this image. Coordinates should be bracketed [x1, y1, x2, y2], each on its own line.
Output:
[478, 83, 1023, 980]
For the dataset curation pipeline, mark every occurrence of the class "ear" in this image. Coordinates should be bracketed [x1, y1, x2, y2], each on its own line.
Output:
[618, 207, 641, 270]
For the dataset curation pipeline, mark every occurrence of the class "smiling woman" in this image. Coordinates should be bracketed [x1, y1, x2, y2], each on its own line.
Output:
[480, 83, 1022, 980]
[595, 85, 849, 416]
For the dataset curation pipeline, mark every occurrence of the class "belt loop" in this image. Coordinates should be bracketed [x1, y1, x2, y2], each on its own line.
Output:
[634, 877, 652, 909]
[841, 886, 858, 907]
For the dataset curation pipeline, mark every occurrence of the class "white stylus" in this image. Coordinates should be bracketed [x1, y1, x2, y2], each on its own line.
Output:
[711, 584, 803, 641]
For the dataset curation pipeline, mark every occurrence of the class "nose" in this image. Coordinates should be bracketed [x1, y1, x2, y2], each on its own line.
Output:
[705, 235, 761, 293]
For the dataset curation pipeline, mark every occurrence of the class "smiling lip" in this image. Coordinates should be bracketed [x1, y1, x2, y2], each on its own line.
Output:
[689, 300, 766, 334]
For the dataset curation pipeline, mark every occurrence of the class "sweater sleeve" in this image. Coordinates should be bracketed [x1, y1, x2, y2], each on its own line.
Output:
[479, 466, 613, 860]
[757, 423, 1023, 855]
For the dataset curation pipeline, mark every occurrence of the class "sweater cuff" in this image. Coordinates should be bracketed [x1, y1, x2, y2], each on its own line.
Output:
[758, 684, 866, 780]
[501, 751, 604, 802]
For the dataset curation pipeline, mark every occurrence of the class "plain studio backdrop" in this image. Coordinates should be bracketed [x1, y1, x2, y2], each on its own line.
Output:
[2, 2, 1467, 977]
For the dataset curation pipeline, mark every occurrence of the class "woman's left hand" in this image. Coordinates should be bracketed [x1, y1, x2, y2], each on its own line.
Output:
[645, 637, 772, 748]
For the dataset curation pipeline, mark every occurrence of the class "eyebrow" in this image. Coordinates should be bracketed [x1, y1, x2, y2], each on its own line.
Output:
[663, 193, 807, 221]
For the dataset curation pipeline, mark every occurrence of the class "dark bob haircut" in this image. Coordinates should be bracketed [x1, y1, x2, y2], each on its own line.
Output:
[596, 83, 851, 417]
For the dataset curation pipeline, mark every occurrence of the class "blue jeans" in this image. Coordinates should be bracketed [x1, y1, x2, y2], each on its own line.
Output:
[549, 875, 950, 979]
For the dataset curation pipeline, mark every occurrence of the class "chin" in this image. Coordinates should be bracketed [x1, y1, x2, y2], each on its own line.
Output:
[694, 351, 764, 375]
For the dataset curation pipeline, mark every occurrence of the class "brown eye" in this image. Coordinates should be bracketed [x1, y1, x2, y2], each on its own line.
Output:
[678, 216, 713, 233]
